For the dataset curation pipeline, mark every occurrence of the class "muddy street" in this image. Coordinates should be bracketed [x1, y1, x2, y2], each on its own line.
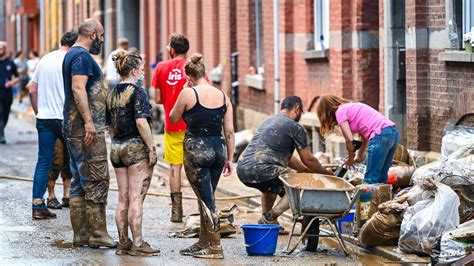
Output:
[0, 115, 393, 265]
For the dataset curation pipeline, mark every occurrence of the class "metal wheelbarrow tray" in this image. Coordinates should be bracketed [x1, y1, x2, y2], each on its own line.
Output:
[279, 173, 360, 255]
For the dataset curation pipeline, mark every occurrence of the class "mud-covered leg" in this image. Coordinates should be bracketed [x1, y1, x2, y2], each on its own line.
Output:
[128, 160, 159, 256]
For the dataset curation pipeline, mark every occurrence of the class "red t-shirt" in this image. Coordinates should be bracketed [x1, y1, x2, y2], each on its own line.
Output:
[151, 58, 187, 132]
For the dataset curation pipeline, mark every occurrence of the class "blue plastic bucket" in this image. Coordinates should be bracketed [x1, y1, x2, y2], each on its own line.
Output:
[241, 224, 281, 256]
[337, 207, 356, 234]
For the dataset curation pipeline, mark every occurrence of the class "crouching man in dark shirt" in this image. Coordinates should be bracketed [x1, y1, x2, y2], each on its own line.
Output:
[237, 96, 331, 230]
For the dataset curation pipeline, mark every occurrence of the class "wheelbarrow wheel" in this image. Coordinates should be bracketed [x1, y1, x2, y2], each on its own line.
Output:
[302, 216, 320, 252]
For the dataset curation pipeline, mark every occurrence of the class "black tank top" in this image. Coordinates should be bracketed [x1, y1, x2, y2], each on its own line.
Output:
[183, 87, 227, 138]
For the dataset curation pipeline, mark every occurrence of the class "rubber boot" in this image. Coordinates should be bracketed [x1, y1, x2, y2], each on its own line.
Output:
[180, 203, 210, 255]
[86, 201, 117, 248]
[170, 192, 183, 223]
[192, 209, 224, 259]
[69, 197, 89, 247]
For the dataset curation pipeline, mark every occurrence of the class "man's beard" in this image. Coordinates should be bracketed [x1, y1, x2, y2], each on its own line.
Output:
[295, 113, 302, 122]
[0, 51, 5, 58]
[90, 36, 102, 55]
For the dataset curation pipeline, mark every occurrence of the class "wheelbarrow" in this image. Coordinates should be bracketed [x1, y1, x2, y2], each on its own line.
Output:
[279, 173, 360, 255]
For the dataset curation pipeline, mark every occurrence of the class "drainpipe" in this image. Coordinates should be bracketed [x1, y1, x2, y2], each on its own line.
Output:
[39, 0, 45, 53]
[273, 0, 280, 114]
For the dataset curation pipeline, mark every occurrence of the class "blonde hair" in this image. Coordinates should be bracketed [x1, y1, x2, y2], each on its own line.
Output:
[184, 53, 206, 79]
[316, 94, 350, 137]
[112, 49, 142, 77]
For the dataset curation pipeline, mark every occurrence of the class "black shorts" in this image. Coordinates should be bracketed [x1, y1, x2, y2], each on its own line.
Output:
[243, 178, 286, 197]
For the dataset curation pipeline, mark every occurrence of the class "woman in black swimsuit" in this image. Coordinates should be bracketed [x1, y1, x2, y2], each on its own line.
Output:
[170, 53, 235, 259]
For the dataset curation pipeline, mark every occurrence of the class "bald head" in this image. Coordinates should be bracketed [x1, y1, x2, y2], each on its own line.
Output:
[76, 18, 104, 55]
[0, 41, 7, 58]
[78, 19, 103, 37]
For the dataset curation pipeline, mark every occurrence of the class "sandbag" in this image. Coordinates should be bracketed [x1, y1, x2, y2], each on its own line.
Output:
[398, 182, 460, 255]
[359, 211, 402, 246]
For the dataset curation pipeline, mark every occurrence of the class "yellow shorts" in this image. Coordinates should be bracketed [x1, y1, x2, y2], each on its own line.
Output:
[164, 132, 185, 164]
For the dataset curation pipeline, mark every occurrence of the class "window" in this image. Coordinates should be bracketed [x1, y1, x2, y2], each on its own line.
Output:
[462, 0, 474, 35]
[312, 0, 329, 51]
[255, 0, 264, 74]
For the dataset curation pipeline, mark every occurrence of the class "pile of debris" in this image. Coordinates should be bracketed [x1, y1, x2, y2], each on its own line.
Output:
[357, 144, 473, 264]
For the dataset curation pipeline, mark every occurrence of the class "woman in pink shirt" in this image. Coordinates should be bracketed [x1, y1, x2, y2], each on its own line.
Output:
[316, 94, 399, 184]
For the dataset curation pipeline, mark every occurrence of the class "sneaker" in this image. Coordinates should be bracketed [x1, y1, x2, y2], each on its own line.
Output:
[192, 246, 224, 259]
[32, 209, 57, 219]
[180, 242, 209, 256]
[62, 198, 70, 208]
[116, 239, 133, 255]
[47, 198, 62, 209]
[129, 241, 160, 257]
[258, 214, 288, 235]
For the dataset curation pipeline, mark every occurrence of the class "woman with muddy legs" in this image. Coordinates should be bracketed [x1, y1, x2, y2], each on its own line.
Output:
[106, 50, 159, 256]
[170, 53, 235, 259]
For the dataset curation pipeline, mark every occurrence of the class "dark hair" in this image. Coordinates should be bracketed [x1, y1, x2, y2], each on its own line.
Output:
[15, 51, 23, 58]
[185, 53, 206, 79]
[61, 30, 79, 47]
[30, 50, 39, 57]
[281, 96, 303, 111]
[113, 49, 142, 77]
[169, 33, 189, 55]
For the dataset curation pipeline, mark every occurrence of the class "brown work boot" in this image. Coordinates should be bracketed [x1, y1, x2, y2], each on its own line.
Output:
[70, 198, 89, 247]
[170, 192, 183, 222]
[32, 209, 57, 219]
[86, 201, 117, 248]
[129, 241, 160, 256]
[115, 239, 133, 255]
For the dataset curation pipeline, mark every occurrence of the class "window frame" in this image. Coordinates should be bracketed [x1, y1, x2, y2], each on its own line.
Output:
[313, 0, 329, 51]
[255, 0, 264, 71]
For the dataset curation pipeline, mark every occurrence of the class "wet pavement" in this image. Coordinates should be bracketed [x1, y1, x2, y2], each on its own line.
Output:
[0, 109, 395, 265]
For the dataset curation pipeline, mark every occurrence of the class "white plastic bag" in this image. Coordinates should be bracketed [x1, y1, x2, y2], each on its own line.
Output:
[398, 182, 460, 255]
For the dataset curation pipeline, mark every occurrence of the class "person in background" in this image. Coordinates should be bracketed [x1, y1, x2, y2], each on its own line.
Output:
[170, 53, 234, 259]
[237, 96, 331, 231]
[62, 19, 116, 248]
[152, 33, 190, 223]
[0, 41, 19, 144]
[316, 94, 399, 184]
[106, 49, 159, 256]
[14, 51, 28, 100]
[105, 37, 129, 89]
[20, 50, 39, 107]
[46, 139, 73, 209]
[28, 30, 78, 219]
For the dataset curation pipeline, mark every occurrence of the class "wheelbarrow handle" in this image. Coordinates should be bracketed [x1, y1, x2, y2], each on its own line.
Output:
[341, 188, 361, 218]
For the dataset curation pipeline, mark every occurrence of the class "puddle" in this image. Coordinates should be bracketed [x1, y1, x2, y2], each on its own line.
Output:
[0, 225, 36, 232]
[51, 240, 74, 249]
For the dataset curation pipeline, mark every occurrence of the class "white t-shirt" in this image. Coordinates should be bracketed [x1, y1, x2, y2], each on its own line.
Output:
[105, 49, 119, 82]
[27, 57, 39, 78]
[31, 50, 67, 120]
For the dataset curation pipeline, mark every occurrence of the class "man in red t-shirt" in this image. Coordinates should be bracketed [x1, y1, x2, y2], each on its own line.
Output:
[151, 33, 189, 222]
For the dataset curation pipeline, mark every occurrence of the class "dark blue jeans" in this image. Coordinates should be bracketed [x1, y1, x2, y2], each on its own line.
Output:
[365, 126, 399, 184]
[32, 119, 64, 210]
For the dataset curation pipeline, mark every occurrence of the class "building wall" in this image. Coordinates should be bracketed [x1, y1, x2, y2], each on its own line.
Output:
[404, 0, 474, 151]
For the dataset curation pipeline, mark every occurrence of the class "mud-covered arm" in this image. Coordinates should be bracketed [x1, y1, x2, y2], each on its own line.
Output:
[288, 155, 310, 172]
[136, 118, 154, 151]
[297, 147, 331, 175]
[169, 88, 189, 123]
[72, 75, 95, 144]
[222, 95, 235, 176]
